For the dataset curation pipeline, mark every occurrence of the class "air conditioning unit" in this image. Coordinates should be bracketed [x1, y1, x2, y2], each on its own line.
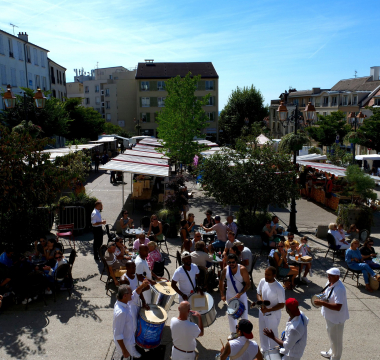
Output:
[101, 90, 104, 95]
[101, 102, 105, 107]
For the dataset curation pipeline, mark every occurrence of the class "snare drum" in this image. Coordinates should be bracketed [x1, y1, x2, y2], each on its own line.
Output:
[135, 304, 167, 349]
[151, 281, 176, 312]
[189, 292, 216, 327]
[227, 299, 245, 320]
[263, 347, 282, 360]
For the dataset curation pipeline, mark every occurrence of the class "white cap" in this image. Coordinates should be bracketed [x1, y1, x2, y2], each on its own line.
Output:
[181, 251, 191, 259]
[326, 267, 340, 276]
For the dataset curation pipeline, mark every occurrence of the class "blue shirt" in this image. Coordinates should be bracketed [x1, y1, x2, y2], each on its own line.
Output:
[0, 252, 13, 267]
[345, 248, 362, 266]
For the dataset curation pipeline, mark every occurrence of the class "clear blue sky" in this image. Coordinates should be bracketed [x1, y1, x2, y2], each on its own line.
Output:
[1, 0, 379, 110]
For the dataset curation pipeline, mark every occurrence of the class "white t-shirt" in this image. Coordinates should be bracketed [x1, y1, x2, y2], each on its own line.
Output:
[172, 264, 199, 297]
[135, 256, 152, 284]
[241, 247, 252, 272]
[190, 251, 213, 267]
[229, 337, 258, 360]
[121, 273, 138, 292]
[257, 278, 285, 319]
[170, 317, 200, 351]
[321, 280, 349, 324]
[225, 240, 236, 251]
[281, 311, 309, 358]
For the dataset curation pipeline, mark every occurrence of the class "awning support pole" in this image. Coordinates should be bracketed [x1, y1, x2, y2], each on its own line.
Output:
[122, 172, 124, 209]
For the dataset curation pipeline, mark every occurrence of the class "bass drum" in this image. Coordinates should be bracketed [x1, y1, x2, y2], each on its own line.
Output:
[188, 292, 216, 328]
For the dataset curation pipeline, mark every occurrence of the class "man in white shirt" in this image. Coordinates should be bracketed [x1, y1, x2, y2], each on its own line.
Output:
[170, 301, 204, 360]
[91, 200, 106, 261]
[226, 215, 238, 236]
[314, 268, 349, 360]
[204, 215, 228, 252]
[263, 298, 309, 360]
[113, 279, 150, 359]
[256, 266, 285, 352]
[172, 251, 200, 302]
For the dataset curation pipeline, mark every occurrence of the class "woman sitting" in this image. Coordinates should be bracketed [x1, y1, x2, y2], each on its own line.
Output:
[346, 239, 380, 292]
[273, 241, 298, 289]
[114, 237, 131, 265]
[180, 219, 189, 245]
[328, 223, 349, 250]
[262, 220, 279, 248]
[186, 213, 196, 236]
[147, 214, 163, 242]
[42, 250, 68, 295]
[146, 241, 162, 271]
[119, 211, 134, 230]
[44, 239, 60, 265]
[360, 239, 380, 269]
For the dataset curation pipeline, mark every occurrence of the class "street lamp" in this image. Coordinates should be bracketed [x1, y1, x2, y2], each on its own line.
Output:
[277, 101, 316, 233]
[347, 111, 365, 163]
[33, 88, 47, 109]
[2, 84, 16, 109]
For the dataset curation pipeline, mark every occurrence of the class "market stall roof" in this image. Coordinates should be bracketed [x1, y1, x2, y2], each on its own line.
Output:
[297, 161, 347, 177]
[124, 149, 169, 159]
[41, 143, 102, 160]
[355, 154, 380, 160]
[115, 154, 169, 167]
[256, 134, 271, 145]
[139, 138, 164, 147]
[134, 144, 162, 153]
[296, 154, 327, 161]
[194, 139, 219, 147]
[99, 160, 169, 177]
[89, 137, 117, 143]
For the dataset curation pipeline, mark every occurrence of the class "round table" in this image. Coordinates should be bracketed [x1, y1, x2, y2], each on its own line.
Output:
[199, 230, 216, 244]
[288, 255, 313, 286]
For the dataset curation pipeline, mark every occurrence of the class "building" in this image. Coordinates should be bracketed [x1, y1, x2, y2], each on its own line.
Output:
[269, 66, 380, 139]
[48, 58, 66, 100]
[66, 82, 84, 104]
[0, 30, 50, 106]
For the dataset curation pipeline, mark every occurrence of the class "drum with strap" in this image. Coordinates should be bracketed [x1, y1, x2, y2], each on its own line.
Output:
[151, 281, 176, 311]
[189, 292, 216, 327]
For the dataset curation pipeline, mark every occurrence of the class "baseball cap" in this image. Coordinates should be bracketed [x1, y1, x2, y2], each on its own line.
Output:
[215, 215, 221, 221]
[326, 267, 340, 276]
[181, 251, 191, 259]
[238, 319, 253, 339]
[285, 298, 301, 316]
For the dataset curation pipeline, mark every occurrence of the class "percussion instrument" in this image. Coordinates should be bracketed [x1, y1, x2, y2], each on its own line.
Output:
[227, 299, 245, 320]
[135, 304, 167, 349]
[189, 292, 216, 327]
[215, 354, 229, 360]
[151, 281, 176, 311]
[263, 347, 282, 360]
[251, 300, 270, 309]
[311, 293, 327, 308]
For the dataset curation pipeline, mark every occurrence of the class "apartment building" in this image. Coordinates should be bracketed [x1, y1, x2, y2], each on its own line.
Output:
[66, 82, 84, 104]
[48, 58, 66, 100]
[269, 66, 380, 139]
[0, 30, 50, 106]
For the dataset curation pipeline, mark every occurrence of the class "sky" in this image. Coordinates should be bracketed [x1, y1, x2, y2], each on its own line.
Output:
[1, 0, 380, 110]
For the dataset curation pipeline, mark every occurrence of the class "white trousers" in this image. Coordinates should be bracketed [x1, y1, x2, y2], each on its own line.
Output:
[226, 290, 248, 333]
[171, 346, 196, 360]
[326, 319, 345, 360]
[259, 311, 281, 352]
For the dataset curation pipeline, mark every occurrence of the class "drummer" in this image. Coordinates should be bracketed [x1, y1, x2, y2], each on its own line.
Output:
[172, 251, 201, 302]
[219, 253, 251, 340]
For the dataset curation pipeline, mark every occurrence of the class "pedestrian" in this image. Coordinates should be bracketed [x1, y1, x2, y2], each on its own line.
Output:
[110, 170, 116, 184]
[314, 267, 349, 360]
[91, 200, 106, 261]
[102, 150, 109, 165]
[94, 151, 100, 173]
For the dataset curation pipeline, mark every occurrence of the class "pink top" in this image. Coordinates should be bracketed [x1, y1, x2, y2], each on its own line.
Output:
[133, 238, 149, 251]
[147, 249, 162, 270]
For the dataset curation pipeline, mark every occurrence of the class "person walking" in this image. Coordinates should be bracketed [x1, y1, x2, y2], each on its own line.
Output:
[314, 268, 349, 360]
[91, 201, 106, 261]
[94, 151, 100, 173]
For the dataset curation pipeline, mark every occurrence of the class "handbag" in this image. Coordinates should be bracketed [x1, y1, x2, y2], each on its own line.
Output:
[369, 275, 379, 291]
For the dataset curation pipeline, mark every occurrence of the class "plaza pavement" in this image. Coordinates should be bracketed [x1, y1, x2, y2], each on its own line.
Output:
[1, 171, 379, 360]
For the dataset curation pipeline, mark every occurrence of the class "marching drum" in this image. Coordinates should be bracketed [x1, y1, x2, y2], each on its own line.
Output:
[189, 292, 216, 327]
[135, 304, 167, 349]
[227, 299, 245, 320]
[311, 294, 327, 308]
[151, 281, 176, 312]
[263, 347, 282, 360]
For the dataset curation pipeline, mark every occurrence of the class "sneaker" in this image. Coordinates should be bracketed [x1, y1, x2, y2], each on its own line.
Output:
[302, 277, 311, 284]
[227, 333, 238, 340]
[309, 269, 313, 277]
[131, 349, 142, 358]
[320, 351, 331, 358]
[22, 298, 32, 305]
[45, 289, 53, 295]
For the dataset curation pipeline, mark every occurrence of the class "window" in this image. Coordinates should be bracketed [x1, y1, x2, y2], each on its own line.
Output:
[207, 112, 214, 121]
[35, 75, 40, 89]
[0, 64, 6, 85]
[106, 101, 110, 109]
[33, 48, 38, 65]
[17, 42, 23, 60]
[118, 120, 125, 127]
[141, 113, 147, 122]
[141, 81, 149, 91]
[142, 97, 150, 107]
[323, 97, 328, 105]
[85, 86, 89, 93]
[109, 75, 113, 80]
[323, 112, 327, 116]
[63, 73, 66, 85]
[332, 96, 337, 106]
[343, 96, 348, 106]
[52, 90, 56, 98]
[42, 76, 47, 90]
[206, 96, 214, 106]
[40, 51, 45, 67]
[95, 85, 100, 93]
[8, 38, 14, 57]
[205, 81, 214, 90]
[106, 114, 111, 122]
[28, 72, 32, 88]
[157, 81, 165, 90]
[374, 98, 380, 106]
[19, 70, 26, 87]
[59, 71, 62, 85]
[158, 97, 165, 107]
[26, 46, 31, 63]
[105, 88, 110, 96]
[0, 34, 4, 55]
[10, 68, 16, 86]
[95, 97, 100, 105]
[293, 98, 299, 105]
[353, 95, 357, 105]
[85, 98, 90, 104]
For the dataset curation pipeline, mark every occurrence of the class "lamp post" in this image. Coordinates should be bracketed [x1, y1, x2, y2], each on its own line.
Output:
[2, 85, 16, 108]
[347, 111, 365, 164]
[277, 101, 316, 233]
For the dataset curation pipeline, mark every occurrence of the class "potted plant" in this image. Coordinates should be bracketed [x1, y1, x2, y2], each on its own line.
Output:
[158, 195, 182, 237]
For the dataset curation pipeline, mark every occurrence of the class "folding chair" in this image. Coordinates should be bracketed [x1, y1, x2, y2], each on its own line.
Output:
[325, 233, 342, 262]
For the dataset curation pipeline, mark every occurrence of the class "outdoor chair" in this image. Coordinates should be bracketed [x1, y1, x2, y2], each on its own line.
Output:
[248, 254, 258, 288]
[176, 250, 182, 267]
[100, 257, 112, 296]
[55, 242, 65, 253]
[140, 216, 150, 231]
[99, 245, 108, 281]
[268, 256, 291, 284]
[359, 229, 370, 243]
[325, 233, 342, 262]
[152, 259, 170, 280]
[53, 263, 72, 302]
[342, 264, 363, 288]
[260, 233, 274, 256]
[56, 223, 75, 250]
[105, 223, 117, 243]
[156, 223, 170, 256]
[25, 272, 47, 310]
[68, 249, 77, 287]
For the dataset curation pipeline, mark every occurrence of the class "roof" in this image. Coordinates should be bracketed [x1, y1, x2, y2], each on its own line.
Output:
[135, 62, 219, 79]
[288, 89, 329, 97]
[0, 29, 49, 52]
[331, 76, 380, 92]
[296, 154, 327, 161]
[47, 58, 67, 70]
[256, 134, 271, 145]
[355, 154, 380, 160]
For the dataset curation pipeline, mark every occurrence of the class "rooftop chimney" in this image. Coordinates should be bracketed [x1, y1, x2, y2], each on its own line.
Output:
[18, 32, 28, 42]
[370, 66, 380, 81]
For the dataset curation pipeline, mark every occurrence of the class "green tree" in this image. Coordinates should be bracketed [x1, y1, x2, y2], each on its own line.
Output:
[345, 165, 377, 202]
[156, 72, 209, 164]
[327, 143, 348, 166]
[64, 98, 105, 140]
[219, 86, 268, 147]
[357, 107, 380, 152]
[306, 111, 350, 147]
[0, 88, 69, 137]
[278, 131, 310, 154]
[104, 122, 132, 138]
[308, 146, 321, 154]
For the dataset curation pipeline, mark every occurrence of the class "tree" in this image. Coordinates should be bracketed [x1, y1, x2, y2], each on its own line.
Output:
[327, 143, 348, 166]
[64, 98, 105, 141]
[156, 72, 210, 164]
[306, 111, 350, 147]
[218, 86, 268, 147]
[357, 107, 380, 153]
[278, 131, 310, 154]
[0, 88, 69, 137]
[104, 122, 132, 138]
[308, 147, 321, 154]
[345, 165, 377, 202]
[198, 142, 299, 234]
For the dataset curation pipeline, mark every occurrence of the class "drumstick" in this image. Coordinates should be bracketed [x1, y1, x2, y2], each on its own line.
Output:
[220, 339, 224, 347]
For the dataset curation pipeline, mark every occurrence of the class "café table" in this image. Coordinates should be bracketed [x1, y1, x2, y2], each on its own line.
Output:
[209, 254, 222, 273]
[199, 229, 216, 244]
[289, 255, 313, 286]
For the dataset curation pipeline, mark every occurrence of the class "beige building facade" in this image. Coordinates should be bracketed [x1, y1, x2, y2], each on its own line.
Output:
[48, 58, 66, 100]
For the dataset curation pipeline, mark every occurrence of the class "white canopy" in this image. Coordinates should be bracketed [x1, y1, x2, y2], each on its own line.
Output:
[139, 138, 164, 147]
[355, 154, 380, 160]
[296, 154, 327, 161]
[41, 143, 101, 161]
[297, 161, 347, 177]
[256, 134, 271, 145]
[115, 154, 169, 167]
[99, 160, 169, 177]
[124, 149, 169, 159]
[89, 137, 117, 143]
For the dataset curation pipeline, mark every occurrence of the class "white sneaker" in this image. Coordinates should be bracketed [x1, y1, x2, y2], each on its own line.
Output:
[320, 351, 331, 358]
[228, 333, 238, 340]
[45, 289, 53, 295]
[22, 298, 32, 305]
[131, 349, 142, 358]
[302, 277, 311, 284]
[309, 269, 313, 277]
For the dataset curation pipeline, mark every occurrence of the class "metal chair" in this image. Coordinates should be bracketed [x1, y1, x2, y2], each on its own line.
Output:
[152, 259, 170, 280]
[56, 224, 75, 250]
[105, 223, 117, 243]
[100, 257, 112, 296]
[248, 254, 258, 288]
[325, 233, 342, 262]
[176, 250, 182, 267]
[140, 216, 150, 231]
[156, 223, 170, 256]
[99, 245, 108, 281]
[342, 264, 363, 287]
[359, 229, 370, 244]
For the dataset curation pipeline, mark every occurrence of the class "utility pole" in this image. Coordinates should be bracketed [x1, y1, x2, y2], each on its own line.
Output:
[10, 23, 18, 35]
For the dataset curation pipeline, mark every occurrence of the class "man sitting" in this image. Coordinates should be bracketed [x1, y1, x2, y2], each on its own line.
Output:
[235, 241, 253, 273]
[133, 233, 149, 251]
[203, 215, 228, 252]
[262, 220, 279, 248]
[190, 241, 214, 268]
[284, 233, 299, 250]
[183, 232, 203, 253]
[104, 242, 126, 288]
[226, 215, 238, 236]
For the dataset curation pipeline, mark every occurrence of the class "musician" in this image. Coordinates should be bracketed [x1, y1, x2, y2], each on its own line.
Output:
[170, 301, 204, 360]
[219, 319, 263, 360]
[256, 266, 285, 352]
[263, 298, 309, 360]
[219, 253, 251, 340]
[172, 251, 200, 302]
[314, 268, 349, 360]
[113, 279, 150, 359]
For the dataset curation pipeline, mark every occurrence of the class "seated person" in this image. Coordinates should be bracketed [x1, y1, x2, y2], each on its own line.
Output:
[284, 233, 299, 250]
[271, 215, 283, 234]
[337, 224, 347, 240]
[229, 245, 241, 259]
[360, 238, 380, 270]
[347, 224, 359, 241]
[328, 223, 349, 250]
[186, 213, 196, 235]
[222, 231, 238, 267]
[273, 241, 298, 289]
[180, 219, 189, 245]
[226, 215, 238, 235]
[204, 215, 228, 252]
[0, 246, 14, 267]
[262, 220, 279, 248]
[119, 211, 134, 230]
[190, 241, 214, 268]
[34, 236, 48, 257]
[133, 233, 149, 251]
[147, 214, 163, 241]
[346, 239, 380, 293]
[42, 250, 68, 295]
[183, 232, 203, 253]
[44, 239, 61, 264]
[146, 241, 162, 271]
[298, 236, 313, 279]
[104, 242, 126, 287]
[235, 241, 253, 273]
[0, 261, 11, 297]
[114, 237, 131, 265]
[203, 209, 215, 228]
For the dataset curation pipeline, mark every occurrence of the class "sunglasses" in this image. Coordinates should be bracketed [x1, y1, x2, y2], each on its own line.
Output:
[278, 245, 284, 248]
[123, 213, 128, 215]
[152, 218, 158, 220]
[55, 256, 62, 259]
[228, 261, 236, 264]
[288, 237, 294, 240]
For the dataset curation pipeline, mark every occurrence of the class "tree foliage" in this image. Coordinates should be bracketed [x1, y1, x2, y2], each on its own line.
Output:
[306, 111, 351, 147]
[218, 86, 268, 147]
[104, 122, 132, 138]
[278, 131, 310, 154]
[308, 146, 321, 154]
[345, 165, 377, 202]
[156, 73, 209, 164]
[327, 143, 348, 166]
[357, 107, 380, 152]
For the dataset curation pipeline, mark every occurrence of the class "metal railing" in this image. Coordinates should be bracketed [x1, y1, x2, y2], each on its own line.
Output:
[38, 206, 86, 231]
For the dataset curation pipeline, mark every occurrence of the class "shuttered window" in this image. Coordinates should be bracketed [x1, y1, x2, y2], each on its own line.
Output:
[17, 42, 23, 60]
[10, 68, 16, 86]
[40, 51, 45, 67]
[28, 72, 32, 88]
[0, 64, 6, 84]
[0, 34, 4, 55]
[20, 70, 26, 87]
[33, 48, 38, 65]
